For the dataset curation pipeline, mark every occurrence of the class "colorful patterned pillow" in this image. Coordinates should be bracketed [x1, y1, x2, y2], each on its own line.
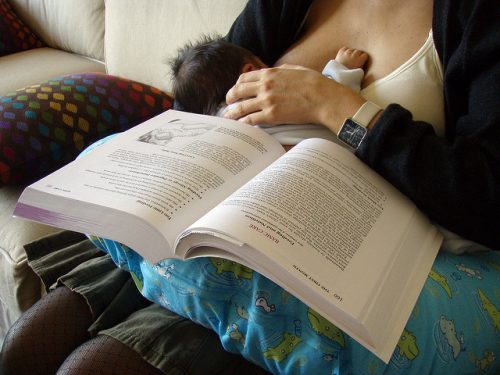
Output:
[0, 72, 173, 186]
[0, 0, 45, 57]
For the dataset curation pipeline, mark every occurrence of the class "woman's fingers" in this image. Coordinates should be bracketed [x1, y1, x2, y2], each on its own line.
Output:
[226, 67, 322, 124]
[226, 68, 285, 122]
[275, 63, 313, 71]
[225, 70, 267, 105]
[225, 81, 259, 105]
[235, 68, 265, 83]
[224, 97, 262, 122]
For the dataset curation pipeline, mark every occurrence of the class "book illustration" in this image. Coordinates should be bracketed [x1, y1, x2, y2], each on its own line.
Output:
[137, 118, 216, 146]
[433, 315, 465, 361]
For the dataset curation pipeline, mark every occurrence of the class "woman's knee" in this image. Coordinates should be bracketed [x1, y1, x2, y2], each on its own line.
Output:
[5, 285, 92, 339]
[0, 286, 93, 375]
[56, 335, 164, 375]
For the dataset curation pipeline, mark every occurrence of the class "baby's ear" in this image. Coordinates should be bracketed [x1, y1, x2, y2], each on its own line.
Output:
[241, 63, 259, 73]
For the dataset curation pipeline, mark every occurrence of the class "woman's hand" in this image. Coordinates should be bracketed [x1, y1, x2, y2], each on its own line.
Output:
[224, 64, 366, 134]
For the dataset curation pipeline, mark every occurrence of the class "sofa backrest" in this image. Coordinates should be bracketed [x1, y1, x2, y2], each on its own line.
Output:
[9, 0, 105, 61]
[104, 0, 248, 93]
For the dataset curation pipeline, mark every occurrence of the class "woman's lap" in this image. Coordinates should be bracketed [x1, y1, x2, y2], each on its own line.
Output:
[90, 235, 500, 375]
[25, 231, 149, 334]
[24, 231, 269, 374]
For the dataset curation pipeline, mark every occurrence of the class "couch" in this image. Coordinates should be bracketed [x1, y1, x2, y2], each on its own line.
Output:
[0, 0, 248, 349]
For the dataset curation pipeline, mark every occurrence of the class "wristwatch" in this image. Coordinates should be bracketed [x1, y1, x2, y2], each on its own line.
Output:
[337, 101, 382, 150]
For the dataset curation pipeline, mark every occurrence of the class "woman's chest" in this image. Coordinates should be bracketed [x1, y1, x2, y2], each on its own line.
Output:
[275, 0, 432, 87]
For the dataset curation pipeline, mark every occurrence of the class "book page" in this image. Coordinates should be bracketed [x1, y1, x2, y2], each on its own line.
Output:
[16, 110, 284, 260]
[181, 137, 438, 320]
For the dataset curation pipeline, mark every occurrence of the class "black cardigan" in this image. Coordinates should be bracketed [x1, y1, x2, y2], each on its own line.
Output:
[226, 0, 500, 249]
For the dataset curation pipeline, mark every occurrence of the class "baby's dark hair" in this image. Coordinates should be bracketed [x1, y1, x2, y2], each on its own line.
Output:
[170, 34, 259, 115]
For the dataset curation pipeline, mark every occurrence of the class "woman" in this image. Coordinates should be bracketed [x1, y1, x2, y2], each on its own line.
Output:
[223, 0, 499, 248]
[2, 0, 498, 374]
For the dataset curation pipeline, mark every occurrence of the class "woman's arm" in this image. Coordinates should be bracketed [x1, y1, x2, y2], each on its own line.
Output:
[225, 0, 500, 249]
[358, 105, 500, 250]
[359, 0, 500, 249]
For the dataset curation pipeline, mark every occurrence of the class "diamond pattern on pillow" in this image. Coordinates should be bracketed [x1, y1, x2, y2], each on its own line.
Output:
[0, 0, 45, 57]
[0, 72, 173, 186]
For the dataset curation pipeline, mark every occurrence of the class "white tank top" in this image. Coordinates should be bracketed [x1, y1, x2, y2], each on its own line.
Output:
[361, 30, 445, 136]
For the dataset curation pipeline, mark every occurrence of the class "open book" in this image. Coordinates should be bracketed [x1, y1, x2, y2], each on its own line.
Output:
[14, 110, 442, 363]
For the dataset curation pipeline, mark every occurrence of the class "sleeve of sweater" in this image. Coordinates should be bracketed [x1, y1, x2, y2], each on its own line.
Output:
[225, 0, 312, 66]
[357, 0, 500, 249]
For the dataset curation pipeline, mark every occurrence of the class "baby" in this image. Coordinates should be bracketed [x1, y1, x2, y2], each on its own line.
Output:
[170, 35, 368, 146]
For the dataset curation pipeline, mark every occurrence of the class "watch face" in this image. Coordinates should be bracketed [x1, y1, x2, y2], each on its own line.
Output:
[338, 119, 367, 149]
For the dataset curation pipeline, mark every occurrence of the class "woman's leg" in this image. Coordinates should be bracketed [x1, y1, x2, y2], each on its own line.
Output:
[1, 286, 267, 375]
[56, 335, 164, 375]
[0, 287, 169, 375]
[1, 286, 93, 375]
[56, 333, 268, 375]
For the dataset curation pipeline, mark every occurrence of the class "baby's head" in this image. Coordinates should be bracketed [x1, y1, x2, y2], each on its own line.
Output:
[170, 34, 266, 115]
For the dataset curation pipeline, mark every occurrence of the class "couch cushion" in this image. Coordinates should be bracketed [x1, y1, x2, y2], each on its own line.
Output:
[105, 0, 248, 93]
[0, 72, 173, 186]
[0, 0, 44, 57]
[0, 47, 106, 97]
[9, 0, 105, 61]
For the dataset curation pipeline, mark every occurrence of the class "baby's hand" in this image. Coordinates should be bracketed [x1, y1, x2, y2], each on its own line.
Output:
[335, 47, 368, 70]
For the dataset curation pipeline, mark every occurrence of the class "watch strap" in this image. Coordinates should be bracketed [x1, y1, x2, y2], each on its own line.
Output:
[351, 101, 382, 128]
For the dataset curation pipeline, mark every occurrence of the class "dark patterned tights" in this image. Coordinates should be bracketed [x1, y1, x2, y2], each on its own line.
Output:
[0, 286, 163, 375]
